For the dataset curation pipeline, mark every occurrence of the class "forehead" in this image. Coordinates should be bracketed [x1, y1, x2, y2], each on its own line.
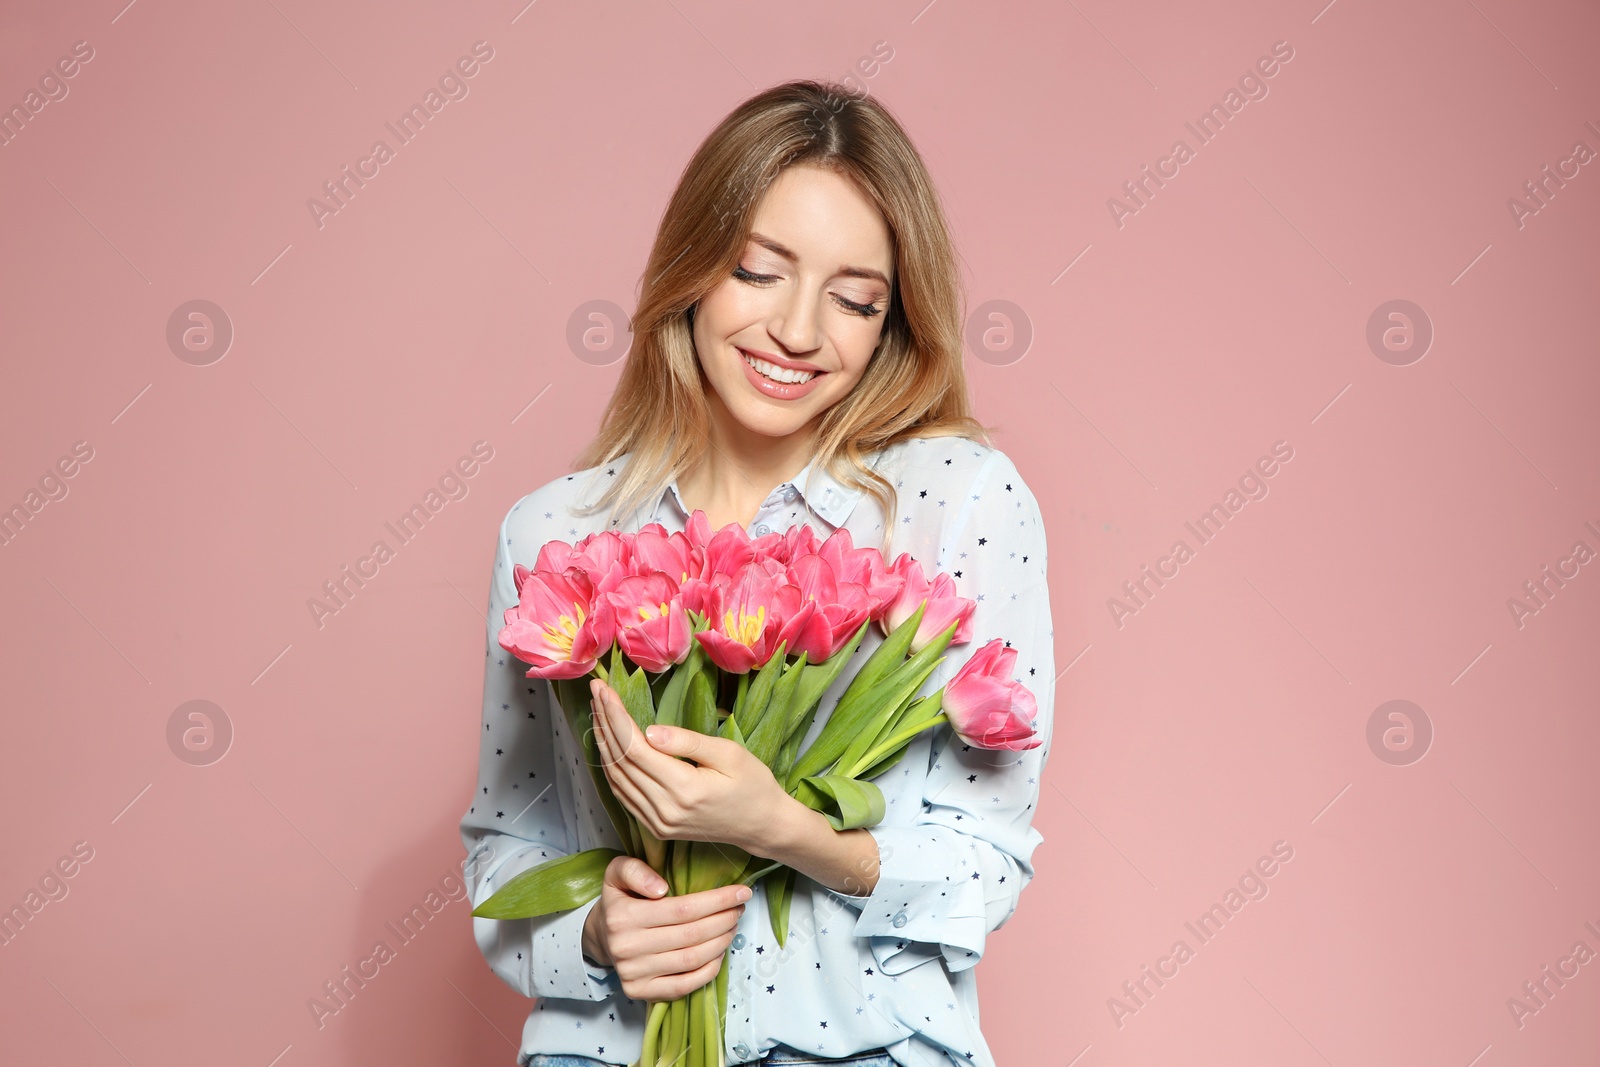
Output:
[747, 165, 893, 275]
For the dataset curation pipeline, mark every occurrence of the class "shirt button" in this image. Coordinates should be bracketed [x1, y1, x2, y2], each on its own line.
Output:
[892, 910, 908, 928]
[754, 524, 771, 536]
[783, 486, 798, 502]
[734, 1043, 751, 1060]
[732, 933, 746, 949]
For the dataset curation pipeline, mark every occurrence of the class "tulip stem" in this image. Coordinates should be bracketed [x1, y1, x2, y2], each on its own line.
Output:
[846, 712, 947, 778]
[641, 1000, 667, 1066]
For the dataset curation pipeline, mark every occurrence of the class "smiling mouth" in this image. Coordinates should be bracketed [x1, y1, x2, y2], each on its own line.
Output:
[741, 351, 822, 384]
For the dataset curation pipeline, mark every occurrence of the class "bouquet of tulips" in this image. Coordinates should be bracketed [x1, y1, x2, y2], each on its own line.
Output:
[472, 510, 1040, 1067]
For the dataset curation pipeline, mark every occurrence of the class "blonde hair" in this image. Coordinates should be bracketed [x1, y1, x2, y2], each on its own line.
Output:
[572, 79, 992, 553]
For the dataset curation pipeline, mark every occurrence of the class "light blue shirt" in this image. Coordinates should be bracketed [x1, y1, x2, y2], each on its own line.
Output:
[459, 435, 1055, 1067]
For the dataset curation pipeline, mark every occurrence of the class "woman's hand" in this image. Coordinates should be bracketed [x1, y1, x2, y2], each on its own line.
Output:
[583, 854, 750, 1001]
[589, 677, 795, 856]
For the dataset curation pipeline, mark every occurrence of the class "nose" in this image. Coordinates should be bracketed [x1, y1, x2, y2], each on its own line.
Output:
[771, 282, 823, 355]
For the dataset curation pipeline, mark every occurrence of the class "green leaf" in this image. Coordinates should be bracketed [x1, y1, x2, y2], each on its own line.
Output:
[763, 866, 798, 947]
[734, 639, 788, 728]
[684, 670, 717, 736]
[718, 707, 747, 744]
[552, 676, 638, 855]
[653, 641, 706, 729]
[830, 620, 960, 778]
[781, 603, 930, 787]
[785, 620, 955, 790]
[743, 649, 806, 767]
[613, 660, 656, 733]
[787, 618, 871, 736]
[470, 847, 622, 919]
[794, 775, 886, 831]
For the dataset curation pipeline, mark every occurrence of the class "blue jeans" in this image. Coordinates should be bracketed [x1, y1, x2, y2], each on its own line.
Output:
[526, 1047, 894, 1066]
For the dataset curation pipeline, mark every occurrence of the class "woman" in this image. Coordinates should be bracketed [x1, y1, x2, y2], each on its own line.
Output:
[460, 79, 1055, 1067]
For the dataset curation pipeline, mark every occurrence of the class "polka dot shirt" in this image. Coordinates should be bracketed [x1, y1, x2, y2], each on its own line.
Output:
[459, 435, 1055, 1067]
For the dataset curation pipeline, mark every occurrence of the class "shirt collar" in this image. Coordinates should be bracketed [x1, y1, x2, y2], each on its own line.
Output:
[638, 451, 868, 532]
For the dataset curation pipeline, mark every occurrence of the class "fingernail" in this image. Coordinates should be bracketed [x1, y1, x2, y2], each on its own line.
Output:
[736, 886, 752, 902]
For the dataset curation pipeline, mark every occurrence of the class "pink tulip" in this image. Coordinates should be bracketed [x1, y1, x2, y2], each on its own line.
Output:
[762, 523, 820, 566]
[697, 517, 758, 583]
[693, 559, 791, 673]
[818, 527, 905, 620]
[569, 529, 634, 585]
[631, 523, 699, 589]
[880, 554, 975, 652]
[603, 573, 694, 673]
[498, 564, 615, 679]
[776, 552, 874, 662]
[942, 639, 1041, 750]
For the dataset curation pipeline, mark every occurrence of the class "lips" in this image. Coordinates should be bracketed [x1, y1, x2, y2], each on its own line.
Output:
[736, 347, 827, 400]
[737, 347, 824, 379]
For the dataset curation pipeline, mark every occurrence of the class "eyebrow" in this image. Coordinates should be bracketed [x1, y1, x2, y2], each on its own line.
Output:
[747, 232, 891, 287]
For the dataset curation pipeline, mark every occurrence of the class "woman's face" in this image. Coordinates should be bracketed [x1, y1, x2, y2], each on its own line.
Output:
[691, 163, 894, 441]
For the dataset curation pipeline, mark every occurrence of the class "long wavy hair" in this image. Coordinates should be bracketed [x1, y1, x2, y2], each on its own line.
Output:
[571, 78, 992, 554]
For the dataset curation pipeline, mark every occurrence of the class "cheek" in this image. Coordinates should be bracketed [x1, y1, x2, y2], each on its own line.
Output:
[831, 328, 881, 379]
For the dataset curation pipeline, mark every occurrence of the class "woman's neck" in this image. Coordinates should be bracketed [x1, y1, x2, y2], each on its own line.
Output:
[675, 428, 818, 532]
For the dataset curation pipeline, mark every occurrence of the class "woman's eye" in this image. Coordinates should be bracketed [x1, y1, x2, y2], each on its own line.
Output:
[835, 295, 882, 318]
[732, 264, 776, 284]
[733, 264, 883, 318]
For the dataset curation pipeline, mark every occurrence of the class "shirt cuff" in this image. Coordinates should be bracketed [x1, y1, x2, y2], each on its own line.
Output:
[815, 823, 990, 975]
[528, 893, 617, 1001]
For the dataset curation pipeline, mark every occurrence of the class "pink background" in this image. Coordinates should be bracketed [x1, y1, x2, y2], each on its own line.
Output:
[2, 1, 1597, 1064]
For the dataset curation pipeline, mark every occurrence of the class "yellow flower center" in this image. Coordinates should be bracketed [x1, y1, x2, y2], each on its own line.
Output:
[721, 603, 766, 647]
[543, 602, 587, 656]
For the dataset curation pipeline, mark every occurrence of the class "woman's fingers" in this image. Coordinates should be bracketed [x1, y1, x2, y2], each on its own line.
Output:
[636, 883, 752, 928]
[615, 926, 737, 986]
[625, 902, 743, 955]
[593, 700, 681, 828]
[620, 950, 725, 1003]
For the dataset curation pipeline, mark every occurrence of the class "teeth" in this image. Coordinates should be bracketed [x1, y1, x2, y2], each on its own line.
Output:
[743, 353, 815, 384]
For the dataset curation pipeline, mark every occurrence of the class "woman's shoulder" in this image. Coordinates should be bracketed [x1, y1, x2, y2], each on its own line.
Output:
[496, 453, 632, 556]
[880, 434, 1030, 488]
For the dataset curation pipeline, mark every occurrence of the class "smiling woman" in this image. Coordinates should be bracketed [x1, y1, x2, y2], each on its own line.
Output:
[567, 79, 980, 556]
[460, 78, 1055, 1067]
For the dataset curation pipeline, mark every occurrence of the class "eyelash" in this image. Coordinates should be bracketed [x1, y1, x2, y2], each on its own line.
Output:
[732, 264, 883, 318]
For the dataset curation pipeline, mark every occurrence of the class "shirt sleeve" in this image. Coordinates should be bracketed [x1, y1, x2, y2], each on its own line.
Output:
[459, 502, 621, 1002]
[818, 448, 1055, 976]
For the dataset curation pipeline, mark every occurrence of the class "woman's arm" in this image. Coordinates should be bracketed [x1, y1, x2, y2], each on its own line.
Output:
[809, 448, 1056, 975]
[762, 802, 882, 897]
[459, 499, 621, 1002]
